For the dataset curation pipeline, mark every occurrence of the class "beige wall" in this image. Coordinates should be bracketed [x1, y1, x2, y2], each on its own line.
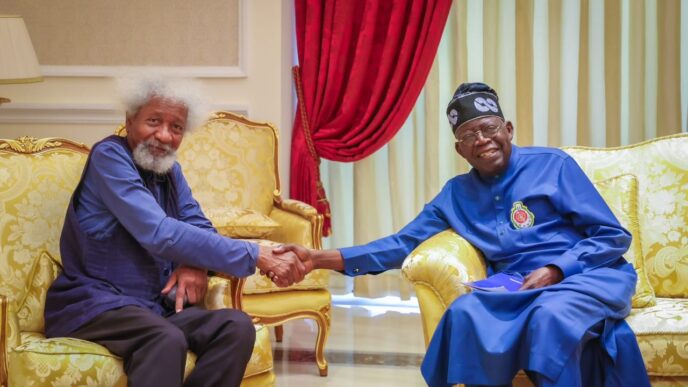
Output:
[0, 0, 295, 192]
[2, 0, 241, 67]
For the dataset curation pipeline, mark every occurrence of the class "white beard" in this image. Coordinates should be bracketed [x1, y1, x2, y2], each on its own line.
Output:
[132, 139, 177, 174]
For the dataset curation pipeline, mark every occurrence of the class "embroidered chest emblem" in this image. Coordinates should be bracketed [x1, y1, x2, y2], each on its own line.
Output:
[510, 201, 535, 229]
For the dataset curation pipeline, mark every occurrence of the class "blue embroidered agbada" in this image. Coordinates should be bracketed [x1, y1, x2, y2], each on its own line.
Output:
[339, 145, 649, 386]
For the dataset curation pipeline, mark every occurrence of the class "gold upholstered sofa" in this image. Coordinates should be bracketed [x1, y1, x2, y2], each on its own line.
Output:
[402, 133, 688, 386]
[0, 136, 275, 386]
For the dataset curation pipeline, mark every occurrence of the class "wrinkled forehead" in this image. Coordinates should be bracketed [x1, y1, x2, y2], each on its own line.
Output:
[454, 116, 504, 138]
[134, 96, 189, 119]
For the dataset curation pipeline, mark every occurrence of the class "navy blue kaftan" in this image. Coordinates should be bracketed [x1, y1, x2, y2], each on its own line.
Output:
[45, 136, 258, 337]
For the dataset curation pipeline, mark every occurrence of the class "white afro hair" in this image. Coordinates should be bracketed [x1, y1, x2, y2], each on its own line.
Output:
[117, 72, 209, 132]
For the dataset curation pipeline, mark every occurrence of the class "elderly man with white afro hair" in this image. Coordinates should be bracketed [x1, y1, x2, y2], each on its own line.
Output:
[118, 74, 208, 133]
[44, 74, 310, 387]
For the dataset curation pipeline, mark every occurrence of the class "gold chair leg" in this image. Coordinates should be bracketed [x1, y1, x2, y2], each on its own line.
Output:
[252, 305, 331, 376]
[314, 308, 330, 377]
[274, 325, 284, 342]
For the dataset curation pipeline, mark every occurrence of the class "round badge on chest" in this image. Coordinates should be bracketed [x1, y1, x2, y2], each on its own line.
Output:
[510, 201, 534, 229]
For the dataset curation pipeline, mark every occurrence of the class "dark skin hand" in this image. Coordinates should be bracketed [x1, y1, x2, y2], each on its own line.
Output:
[161, 265, 208, 313]
[257, 245, 310, 288]
[262, 244, 346, 286]
[271, 244, 344, 272]
[519, 265, 563, 290]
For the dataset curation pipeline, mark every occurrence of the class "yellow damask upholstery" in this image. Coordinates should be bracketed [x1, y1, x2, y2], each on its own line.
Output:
[205, 207, 280, 239]
[402, 134, 688, 385]
[175, 112, 331, 376]
[565, 136, 688, 298]
[0, 136, 275, 387]
[593, 174, 655, 308]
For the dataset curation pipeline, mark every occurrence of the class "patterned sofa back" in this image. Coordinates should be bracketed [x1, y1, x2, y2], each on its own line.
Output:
[564, 134, 688, 298]
[177, 112, 279, 216]
[0, 137, 89, 331]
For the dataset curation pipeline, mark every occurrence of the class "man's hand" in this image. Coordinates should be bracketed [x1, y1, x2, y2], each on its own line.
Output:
[519, 265, 563, 290]
[161, 265, 208, 313]
[272, 244, 345, 273]
[272, 244, 314, 271]
[256, 245, 309, 288]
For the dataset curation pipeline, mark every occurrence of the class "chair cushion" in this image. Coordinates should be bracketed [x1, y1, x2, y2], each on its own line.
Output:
[626, 298, 688, 376]
[242, 288, 331, 318]
[10, 324, 273, 385]
[565, 135, 688, 298]
[593, 174, 656, 308]
[206, 207, 280, 239]
[241, 239, 329, 293]
[16, 251, 62, 333]
[9, 335, 126, 386]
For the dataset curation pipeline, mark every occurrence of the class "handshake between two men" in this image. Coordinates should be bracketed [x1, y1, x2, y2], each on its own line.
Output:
[161, 243, 342, 313]
[257, 242, 564, 289]
[256, 244, 345, 288]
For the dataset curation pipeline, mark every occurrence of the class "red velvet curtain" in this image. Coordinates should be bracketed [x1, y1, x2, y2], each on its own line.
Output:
[291, 0, 452, 236]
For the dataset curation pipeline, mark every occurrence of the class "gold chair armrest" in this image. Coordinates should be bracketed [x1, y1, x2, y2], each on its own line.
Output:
[270, 199, 324, 249]
[275, 198, 319, 218]
[401, 229, 487, 346]
[402, 229, 487, 306]
[204, 274, 247, 311]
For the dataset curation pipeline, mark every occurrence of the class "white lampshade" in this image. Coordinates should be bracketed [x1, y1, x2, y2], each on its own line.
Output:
[0, 15, 43, 84]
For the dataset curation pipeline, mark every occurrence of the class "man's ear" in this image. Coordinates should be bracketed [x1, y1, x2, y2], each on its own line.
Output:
[454, 141, 465, 158]
[505, 121, 514, 141]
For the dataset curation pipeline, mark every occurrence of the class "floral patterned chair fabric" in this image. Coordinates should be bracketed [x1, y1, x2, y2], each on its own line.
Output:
[401, 134, 688, 386]
[176, 112, 331, 376]
[0, 136, 275, 387]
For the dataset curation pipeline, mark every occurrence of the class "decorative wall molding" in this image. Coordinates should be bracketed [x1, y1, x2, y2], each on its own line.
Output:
[0, 103, 249, 125]
[39, 0, 248, 79]
[41, 65, 247, 78]
[0, 104, 122, 125]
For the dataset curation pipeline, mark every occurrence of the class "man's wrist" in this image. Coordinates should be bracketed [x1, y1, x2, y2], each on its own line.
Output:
[545, 264, 564, 281]
[255, 245, 269, 269]
[310, 252, 320, 270]
[310, 250, 344, 271]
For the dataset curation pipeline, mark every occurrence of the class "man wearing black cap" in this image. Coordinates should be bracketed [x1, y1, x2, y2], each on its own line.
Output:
[275, 82, 649, 386]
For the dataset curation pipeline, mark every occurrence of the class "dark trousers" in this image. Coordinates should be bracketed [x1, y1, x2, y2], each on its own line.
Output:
[71, 305, 255, 387]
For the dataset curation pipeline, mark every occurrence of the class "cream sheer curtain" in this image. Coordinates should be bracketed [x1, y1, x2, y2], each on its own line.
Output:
[322, 0, 688, 298]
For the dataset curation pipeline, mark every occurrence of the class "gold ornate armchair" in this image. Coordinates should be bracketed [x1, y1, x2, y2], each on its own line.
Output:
[402, 133, 688, 386]
[175, 112, 331, 376]
[0, 136, 275, 386]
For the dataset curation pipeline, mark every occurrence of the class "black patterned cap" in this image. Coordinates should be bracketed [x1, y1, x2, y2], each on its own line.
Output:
[446, 82, 504, 135]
